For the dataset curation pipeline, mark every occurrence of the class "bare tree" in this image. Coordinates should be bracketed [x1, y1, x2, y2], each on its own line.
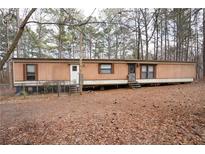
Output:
[137, 9, 142, 59]
[185, 9, 192, 61]
[58, 8, 64, 59]
[16, 8, 20, 58]
[154, 9, 160, 60]
[160, 15, 163, 60]
[140, 9, 159, 60]
[176, 9, 183, 61]
[0, 8, 36, 70]
[164, 9, 168, 60]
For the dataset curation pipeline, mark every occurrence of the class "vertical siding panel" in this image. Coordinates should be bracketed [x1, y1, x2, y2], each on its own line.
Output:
[23, 64, 26, 81]
[139, 64, 142, 79]
[35, 64, 38, 80]
[112, 63, 114, 74]
[98, 64, 100, 74]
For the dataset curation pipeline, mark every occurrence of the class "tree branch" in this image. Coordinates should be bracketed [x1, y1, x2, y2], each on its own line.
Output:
[148, 9, 160, 42]
[0, 8, 36, 70]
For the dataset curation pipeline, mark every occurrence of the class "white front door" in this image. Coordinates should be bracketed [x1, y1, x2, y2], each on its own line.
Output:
[70, 65, 79, 84]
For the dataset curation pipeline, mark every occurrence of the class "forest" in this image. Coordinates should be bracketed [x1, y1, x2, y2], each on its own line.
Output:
[1, 8, 205, 145]
[0, 8, 205, 79]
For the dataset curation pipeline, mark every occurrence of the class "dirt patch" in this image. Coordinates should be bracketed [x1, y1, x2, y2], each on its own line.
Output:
[0, 84, 15, 96]
[0, 82, 205, 144]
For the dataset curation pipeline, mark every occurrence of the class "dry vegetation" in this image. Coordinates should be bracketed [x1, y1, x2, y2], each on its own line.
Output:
[0, 82, 205, 144]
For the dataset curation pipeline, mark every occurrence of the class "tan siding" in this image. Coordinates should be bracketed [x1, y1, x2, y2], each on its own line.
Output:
[156, 64, 196, 79]
[82, 63, 128, 80]
[14, 63, 24, 81]
[136, 64, 140, 79]
[14, 62, 70, 81]
[38, 63, 70, 80]
[13, 61, 196, 82]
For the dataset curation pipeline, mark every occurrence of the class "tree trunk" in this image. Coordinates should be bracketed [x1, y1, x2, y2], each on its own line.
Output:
[79, 32, 83, 95]
[195, 16, 199, 79]
[141, 9, 149, 60]
[38, 24, 42, 58]
[155, 17, 159, 60]
[160, 18, 163, 60]
[0, 8, 36, 70]
[140, 34, 144, 60]
[164, 9, 168, 60]
[176, 9, 182, 61]
[175, 9, 184, 61]
[107, 35, 111, 59]
[134, 14, 138, 59]
[145, 21, 149, 60]
[186, 9, 192, 61]
[89, 33, 92, 59]
[173, 22, 176, 61]
[58, 8, 64, 59]
[115, 34, 119, 59]
[167, 30, 170, 60]
[203, 9, 205, 79]
[137, 12, 141, 60]
[122, 36, 126, 59]
[16, 8, 20, 58]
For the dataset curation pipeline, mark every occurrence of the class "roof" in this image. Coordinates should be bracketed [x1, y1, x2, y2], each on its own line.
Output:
[11, 58, 196, 65]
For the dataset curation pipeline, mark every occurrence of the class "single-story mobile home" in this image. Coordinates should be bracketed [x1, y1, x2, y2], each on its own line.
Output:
[8, 58, 196, 91]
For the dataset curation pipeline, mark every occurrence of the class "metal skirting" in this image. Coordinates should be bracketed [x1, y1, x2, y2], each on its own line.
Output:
[14, 81, 71, 86]
[83, 78, 193, 85]
[136, 78, 193, 84]
[83, 80, 128, 85]
[13, 78, 194, 87]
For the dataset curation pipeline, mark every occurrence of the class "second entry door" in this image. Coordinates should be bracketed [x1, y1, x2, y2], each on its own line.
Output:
[128, 64, 136, 82]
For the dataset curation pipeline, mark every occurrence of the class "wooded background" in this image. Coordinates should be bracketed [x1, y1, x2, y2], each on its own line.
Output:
[0, 8, 205, 79]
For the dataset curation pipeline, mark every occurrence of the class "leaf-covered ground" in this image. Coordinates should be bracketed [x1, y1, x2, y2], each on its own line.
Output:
[0, 82, 205, 144]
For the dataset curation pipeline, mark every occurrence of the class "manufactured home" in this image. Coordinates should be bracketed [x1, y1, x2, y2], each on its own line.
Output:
[7, 58, 196, 92]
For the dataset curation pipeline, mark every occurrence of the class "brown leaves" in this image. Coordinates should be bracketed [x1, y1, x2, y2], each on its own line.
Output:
[1, 83, 205, 144]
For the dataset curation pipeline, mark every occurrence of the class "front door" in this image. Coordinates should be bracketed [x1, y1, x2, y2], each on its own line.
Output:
[70, 65, 79, 84]
[128, 64, 136, 82]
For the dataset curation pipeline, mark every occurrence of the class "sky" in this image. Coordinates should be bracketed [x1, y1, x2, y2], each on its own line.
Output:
[18, 8, 101, 34]
[81, 8, 101, 17]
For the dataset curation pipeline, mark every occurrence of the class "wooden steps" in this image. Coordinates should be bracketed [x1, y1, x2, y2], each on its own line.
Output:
[69, 84, 79, 93]
[128, 82, 141, 89]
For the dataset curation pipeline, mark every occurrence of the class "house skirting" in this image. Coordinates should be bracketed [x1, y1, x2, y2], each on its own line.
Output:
[136, 78, 193, 84]
[14, 78, 193, 87]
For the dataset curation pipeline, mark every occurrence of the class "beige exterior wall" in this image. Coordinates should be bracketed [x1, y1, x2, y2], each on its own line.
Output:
[13, 61, 196, 82]
[38, 63, 69, 80]
[13, 63, 24, 81]
[13, 62, 70, 81]
[82, 63, 128, 80]
[156, 64, 196, 79]
[136, 65, 140, 79]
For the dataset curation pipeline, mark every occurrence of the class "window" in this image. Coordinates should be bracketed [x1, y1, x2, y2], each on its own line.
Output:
[148, 65, 154, 79]
[99, 64, 113, 74]
[26, 64, 36, 81]
[141, 65, 155, 79]
[72, 66, 77, 71]
[141, 65, 147, 79]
